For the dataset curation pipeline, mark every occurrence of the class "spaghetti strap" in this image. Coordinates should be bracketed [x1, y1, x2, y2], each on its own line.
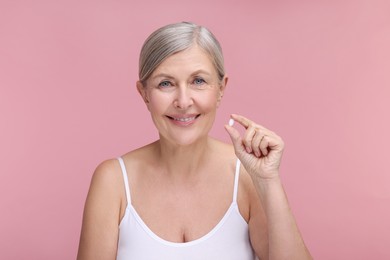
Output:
[117, 157, 131, 205]
[232, 159, 241, 203]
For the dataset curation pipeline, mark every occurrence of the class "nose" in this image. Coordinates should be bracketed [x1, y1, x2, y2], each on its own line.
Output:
[173, 85, 194, 109]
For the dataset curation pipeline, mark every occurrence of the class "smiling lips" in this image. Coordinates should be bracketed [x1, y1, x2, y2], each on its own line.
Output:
[166, 114, 201, 126]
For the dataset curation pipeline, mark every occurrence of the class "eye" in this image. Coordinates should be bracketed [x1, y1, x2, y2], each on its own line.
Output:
[158, 80, 173, 88]
[193, 78, 206, 85]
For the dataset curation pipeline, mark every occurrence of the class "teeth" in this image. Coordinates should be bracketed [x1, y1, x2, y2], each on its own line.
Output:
[173, 116, 196, 122]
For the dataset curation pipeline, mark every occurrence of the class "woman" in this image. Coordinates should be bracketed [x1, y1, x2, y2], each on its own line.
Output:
[77, 22, 312, 260]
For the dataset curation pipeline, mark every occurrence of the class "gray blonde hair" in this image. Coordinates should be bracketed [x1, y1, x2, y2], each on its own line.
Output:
[139, 22, 225, 84]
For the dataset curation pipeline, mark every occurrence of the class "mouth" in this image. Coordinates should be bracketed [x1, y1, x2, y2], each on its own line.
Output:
[166, 114, 201, 125]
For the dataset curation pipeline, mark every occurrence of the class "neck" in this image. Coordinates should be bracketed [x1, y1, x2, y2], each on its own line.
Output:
[154, 136, 212, 179]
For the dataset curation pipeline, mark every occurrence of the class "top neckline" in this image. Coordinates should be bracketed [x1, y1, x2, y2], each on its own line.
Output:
[117, 157, 244, 247]
[123, 202, 243, 247]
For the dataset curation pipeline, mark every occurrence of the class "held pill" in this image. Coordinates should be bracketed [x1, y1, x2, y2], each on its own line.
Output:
[228, 118, 235, 127]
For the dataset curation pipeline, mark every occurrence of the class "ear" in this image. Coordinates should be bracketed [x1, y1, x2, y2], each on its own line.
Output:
[137, 81, 150, 110]
[217, 75, 228, 107]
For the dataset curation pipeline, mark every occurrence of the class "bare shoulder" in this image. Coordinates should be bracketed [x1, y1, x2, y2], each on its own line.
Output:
[77, 159, 126, 259]
[211, 138, 255, 193]
[210, 138, 254, 188]
[209, 138, 257, 218]
[86, 157, 134, 220]
[89, 159, 123, 195]
[209, 137, 237, 163]
[84, 158, 126, 221]
[93, 158, 121, 179]
[121, 141, 158, 166]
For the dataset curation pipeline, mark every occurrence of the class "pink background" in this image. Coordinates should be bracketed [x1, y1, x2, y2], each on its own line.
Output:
[1, 0, 389, 259]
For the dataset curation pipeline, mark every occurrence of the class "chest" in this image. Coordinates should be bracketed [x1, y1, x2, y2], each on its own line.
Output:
[131, 178, 235, 243]
[117, 204, 255, 260]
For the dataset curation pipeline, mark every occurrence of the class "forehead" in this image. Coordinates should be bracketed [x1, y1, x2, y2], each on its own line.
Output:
[151, 45, 217, 77]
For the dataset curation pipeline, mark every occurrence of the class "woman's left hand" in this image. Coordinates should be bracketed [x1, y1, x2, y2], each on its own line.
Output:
[225, 114, 285, 181]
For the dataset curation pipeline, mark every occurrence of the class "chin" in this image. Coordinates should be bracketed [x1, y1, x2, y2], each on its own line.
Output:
[158, 127, 210, 147]
[156, 113, 214, 144]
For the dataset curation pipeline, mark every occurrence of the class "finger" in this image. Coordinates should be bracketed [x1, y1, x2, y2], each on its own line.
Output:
[232, 114, 278, 133]
[224, 125, 245, 154]
[251, 130, 264, 157]
[229, 114, 284, 154]
[242, 125, 257, 153]
[231, 114, 252, 129]
[263, 134, 285, 155]
[259, 135, 269, 156]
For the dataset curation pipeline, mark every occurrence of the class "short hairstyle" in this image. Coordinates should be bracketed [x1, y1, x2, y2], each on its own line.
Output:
[139, 22, 225, 85]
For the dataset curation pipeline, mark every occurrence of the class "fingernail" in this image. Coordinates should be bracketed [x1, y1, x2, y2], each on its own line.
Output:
[246, 147, 251, 153]
[255, 151, 260, 157]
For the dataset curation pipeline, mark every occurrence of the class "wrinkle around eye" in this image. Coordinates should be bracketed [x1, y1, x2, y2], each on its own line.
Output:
[193, 78, 206, 85]
[157, 80, 174, 88]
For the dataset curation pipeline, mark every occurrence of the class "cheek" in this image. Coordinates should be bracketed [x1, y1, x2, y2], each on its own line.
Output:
[148, 92, 169, 112]
[197, 92, 219, 112]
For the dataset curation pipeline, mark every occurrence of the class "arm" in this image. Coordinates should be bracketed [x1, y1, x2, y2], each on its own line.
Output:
[77, 160, 123, 260]
[225, 114, 312, 260]
[251, 176, 311, 260]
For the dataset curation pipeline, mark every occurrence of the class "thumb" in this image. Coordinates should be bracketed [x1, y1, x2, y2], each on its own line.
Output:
[224, 125, 245, 154]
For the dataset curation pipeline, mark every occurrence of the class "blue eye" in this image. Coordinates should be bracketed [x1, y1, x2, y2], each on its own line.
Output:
[193, 78, 206, 85]
[158, 81, 172, 88]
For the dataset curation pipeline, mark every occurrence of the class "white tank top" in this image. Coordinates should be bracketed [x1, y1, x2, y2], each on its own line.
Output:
[116, 157, 255, 260]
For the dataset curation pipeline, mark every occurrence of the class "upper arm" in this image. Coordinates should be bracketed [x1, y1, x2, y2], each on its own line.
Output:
[77, 159, 124, 260]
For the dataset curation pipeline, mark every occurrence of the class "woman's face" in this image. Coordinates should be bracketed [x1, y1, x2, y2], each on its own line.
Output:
[137, 45, 227, 146]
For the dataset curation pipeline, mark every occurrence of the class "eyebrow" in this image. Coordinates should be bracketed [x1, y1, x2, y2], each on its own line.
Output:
[151, 73, 175, 80]
[151, 70, 212, 80]
[190, 70, 212, 76]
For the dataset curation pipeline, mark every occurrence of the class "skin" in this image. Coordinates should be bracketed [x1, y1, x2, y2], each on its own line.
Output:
[77, 45, 312, 260]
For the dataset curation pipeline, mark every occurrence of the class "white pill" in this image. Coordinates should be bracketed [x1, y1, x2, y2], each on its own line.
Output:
[228, 118, 235, 126]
